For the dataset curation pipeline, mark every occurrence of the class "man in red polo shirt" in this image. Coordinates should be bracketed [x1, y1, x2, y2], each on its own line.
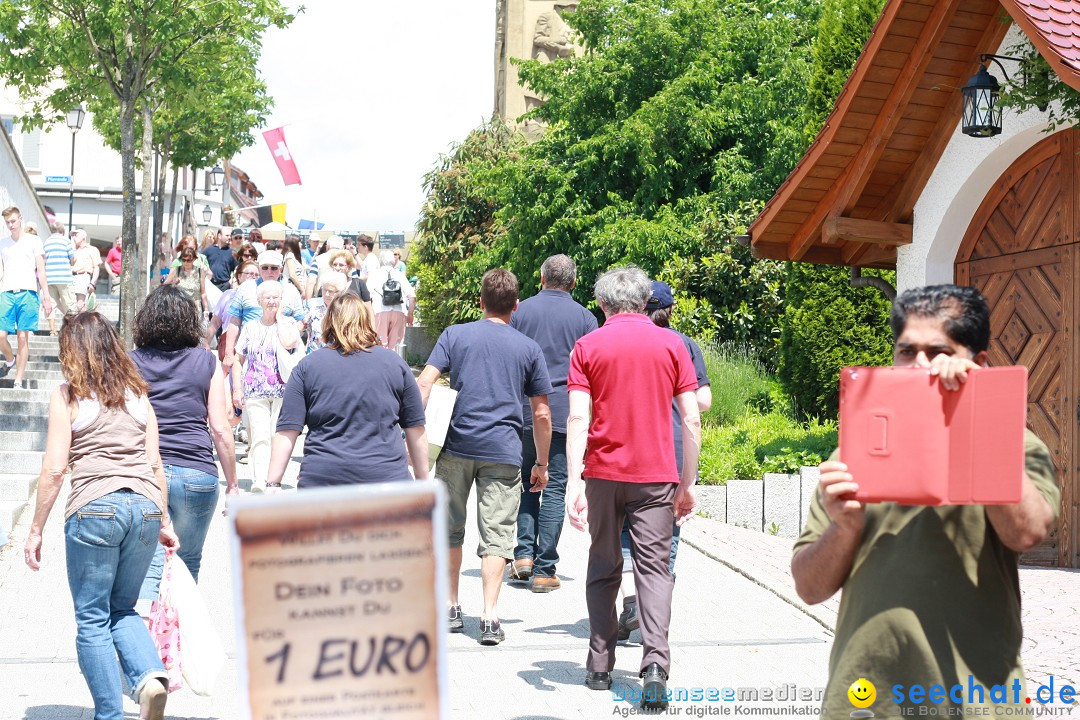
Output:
[566, 265, 701, 710]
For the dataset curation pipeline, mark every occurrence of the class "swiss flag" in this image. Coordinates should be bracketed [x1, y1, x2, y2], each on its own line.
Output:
[263, 126, 301, 186]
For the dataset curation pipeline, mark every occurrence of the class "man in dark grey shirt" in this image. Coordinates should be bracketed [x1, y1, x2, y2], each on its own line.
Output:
[509, 254, 597, 592]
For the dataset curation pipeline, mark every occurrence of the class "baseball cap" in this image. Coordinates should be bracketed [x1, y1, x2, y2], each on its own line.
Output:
[229, 227, 244, 238]
[257, 250, 283, 267]
[646, 280, 674, 310]
[326, 235, 344, 250]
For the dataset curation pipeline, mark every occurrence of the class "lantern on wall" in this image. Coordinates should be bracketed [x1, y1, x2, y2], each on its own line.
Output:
[962, 64, 1002, 137]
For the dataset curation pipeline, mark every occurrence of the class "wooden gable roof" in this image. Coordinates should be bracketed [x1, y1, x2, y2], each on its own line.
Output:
[748, 0, 1080, 268]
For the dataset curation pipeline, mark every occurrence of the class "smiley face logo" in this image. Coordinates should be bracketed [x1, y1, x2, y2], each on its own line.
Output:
[848, 678, 876, 708]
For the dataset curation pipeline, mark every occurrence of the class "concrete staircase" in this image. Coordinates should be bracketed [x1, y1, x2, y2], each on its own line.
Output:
[0, 295, 120, 539]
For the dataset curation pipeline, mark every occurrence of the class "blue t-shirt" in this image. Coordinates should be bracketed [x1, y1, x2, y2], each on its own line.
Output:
[42, 233, 74, 286]
[202, 244, 237, 287]
[671, 330, 709, 474]
[510, 289, 597, 434]
[276, 346, 426, 487]
[427, 319, 553, 466]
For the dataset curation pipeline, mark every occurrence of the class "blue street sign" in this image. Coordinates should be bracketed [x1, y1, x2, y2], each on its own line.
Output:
[45, 175, 71, 184]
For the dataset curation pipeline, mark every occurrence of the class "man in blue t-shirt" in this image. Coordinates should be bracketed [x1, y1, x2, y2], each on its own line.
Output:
[508, 254, 597, 593]
[201, 231, 237, 291]
[417, 268, 554, 647]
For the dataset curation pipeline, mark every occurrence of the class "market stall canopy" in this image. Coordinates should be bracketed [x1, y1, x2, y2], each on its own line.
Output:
[747, 0, 1080, 269]
[259, 221, 290, 241]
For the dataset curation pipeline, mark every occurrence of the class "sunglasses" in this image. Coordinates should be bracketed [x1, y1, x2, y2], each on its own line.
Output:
[260, 265, 280, 271]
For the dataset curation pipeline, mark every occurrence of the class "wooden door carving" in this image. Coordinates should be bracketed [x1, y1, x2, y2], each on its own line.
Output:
[955, 128, 1078, 567]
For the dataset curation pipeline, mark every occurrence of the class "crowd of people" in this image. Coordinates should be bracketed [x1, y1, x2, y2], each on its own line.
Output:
[6, 209, 1058, 718]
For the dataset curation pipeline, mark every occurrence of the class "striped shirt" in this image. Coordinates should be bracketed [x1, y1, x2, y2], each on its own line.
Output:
[42, 233, 74, 286]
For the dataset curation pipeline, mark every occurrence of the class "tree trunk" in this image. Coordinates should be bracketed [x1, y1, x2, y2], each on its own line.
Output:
[166, 165, 179, 239]
[152, 137, 170, 280]
[118, 94, 139, 347]
[136, 100, 155, 308]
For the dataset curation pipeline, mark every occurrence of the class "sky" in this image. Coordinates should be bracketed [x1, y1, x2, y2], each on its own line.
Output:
[232, 1, 495, 232]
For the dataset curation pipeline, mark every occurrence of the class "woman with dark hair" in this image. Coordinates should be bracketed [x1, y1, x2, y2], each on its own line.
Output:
[131, 285, 237, 603]
[165, 246, 211, 316]
[24, 311, 179, 720]
[281, 237, 306, 297]
[266, 292, 428, 490]
[231, 243, 259, 286]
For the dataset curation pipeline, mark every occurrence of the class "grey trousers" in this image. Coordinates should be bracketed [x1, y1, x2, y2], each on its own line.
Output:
[584, 478, 676, 674]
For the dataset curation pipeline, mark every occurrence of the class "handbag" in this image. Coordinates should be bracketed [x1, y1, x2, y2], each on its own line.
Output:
[148, 550, 184, 692]
[273, 320, 303, 383]
[169, 551, 227, 696]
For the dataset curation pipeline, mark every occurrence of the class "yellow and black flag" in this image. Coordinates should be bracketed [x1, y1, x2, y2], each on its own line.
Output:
[255, 204, 287, 226]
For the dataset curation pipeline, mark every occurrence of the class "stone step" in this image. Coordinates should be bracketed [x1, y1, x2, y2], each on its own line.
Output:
[0, 473, 37, 501]
[0, 500, 27, 539]
[0, 450, 44, 474]
[2, 371, 64, 382]
[0, 379, 62, 391]
[0, 400, 50, 416]
[0, 431, 48, 450]
[0, 415, 49, 432]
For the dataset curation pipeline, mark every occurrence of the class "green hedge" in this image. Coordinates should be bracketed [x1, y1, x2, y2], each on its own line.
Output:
[697, 344, 836, 485]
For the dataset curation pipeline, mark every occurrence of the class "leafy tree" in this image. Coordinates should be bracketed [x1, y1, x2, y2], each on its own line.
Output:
[0, 0, 292, 343]
[778, 263, 894, 419]
[415, 0, 818, 360]
[778, 0, 895, 419]
[802, 0, 886, 140]
[413, 118, 522, 335]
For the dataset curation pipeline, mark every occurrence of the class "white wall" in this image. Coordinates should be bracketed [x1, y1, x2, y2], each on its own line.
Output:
[899, 25, 1063, 290]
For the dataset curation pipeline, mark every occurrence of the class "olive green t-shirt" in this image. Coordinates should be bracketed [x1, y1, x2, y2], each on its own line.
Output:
[793, 430, 1058, 717]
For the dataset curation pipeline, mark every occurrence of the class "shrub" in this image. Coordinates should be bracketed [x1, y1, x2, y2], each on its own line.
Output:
[777, 263, 894, 420]
[698, 411, 836, 485]
[700, 343, 775, 426]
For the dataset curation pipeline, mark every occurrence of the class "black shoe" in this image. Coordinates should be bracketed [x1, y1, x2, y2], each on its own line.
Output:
[585, 671, 612, 690]
[640, 663, 669, 710]
[448, 605, 464, 633]
[479, 619, 505, 646]
[618, 601, 639, 641]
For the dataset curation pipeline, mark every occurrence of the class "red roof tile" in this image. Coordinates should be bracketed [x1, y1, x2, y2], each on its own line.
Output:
[1004, 0, 1080, 92]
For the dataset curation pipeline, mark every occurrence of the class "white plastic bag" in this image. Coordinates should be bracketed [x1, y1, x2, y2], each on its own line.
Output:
[168, 553, 227, 696]
[425, 384, 458, 470]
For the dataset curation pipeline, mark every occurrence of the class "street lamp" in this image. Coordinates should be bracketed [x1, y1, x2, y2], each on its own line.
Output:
[66, 105, 85, 231]
[210, 164, 225, 188]
[202, 204, 213, 223]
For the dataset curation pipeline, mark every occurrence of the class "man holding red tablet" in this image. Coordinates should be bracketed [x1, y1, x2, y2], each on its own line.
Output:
[791, 284, 1058, 718]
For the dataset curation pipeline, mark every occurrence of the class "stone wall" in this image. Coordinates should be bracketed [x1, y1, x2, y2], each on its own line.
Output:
[695, 466, 821, 539]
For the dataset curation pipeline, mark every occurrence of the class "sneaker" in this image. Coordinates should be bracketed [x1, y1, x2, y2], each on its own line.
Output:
[138, 678, 167, 720]
[250, 480, 265, 494]
[531, 575, 561, 593]
[640, 663, 669, 710]
[447, 605, 464, 633]
[618, 601, 639, 641]
[509, 557, 533, 582]
[479, 619, 505, 646]
[0, 364, 8, 380]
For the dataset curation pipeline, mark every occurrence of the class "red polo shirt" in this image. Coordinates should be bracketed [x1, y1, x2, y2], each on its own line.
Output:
[567, 312, 698, 483]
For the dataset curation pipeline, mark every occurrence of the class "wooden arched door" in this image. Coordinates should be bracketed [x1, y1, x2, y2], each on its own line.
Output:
[955, 128, 1078, 567]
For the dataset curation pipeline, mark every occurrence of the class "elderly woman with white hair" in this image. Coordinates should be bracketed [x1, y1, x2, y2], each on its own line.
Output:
[230, 280, 301, 492]
[304, 270, 348, 354]
[367, 250, 415, 350]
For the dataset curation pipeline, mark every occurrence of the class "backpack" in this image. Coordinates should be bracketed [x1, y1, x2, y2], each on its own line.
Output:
[381, 274, 403, 305]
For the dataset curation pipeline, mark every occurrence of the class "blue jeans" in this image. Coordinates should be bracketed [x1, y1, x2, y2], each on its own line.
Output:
[515, 430, 568, 577]
[64, 490, 167, 720]
[139, 465, 219, 603]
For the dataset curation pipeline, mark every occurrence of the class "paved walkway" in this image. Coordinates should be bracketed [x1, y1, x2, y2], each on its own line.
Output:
[1, 453, 1077, 718]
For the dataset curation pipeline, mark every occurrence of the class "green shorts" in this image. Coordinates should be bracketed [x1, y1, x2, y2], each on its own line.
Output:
[436, 452, 522, 560]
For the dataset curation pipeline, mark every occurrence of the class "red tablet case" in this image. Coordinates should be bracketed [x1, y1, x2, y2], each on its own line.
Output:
[838, 366, 1027, 505]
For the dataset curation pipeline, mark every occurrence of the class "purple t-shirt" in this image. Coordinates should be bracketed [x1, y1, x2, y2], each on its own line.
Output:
[426, 319, 553, 466]
[276, 346, 426, 486]
[130, 346, 218, 477]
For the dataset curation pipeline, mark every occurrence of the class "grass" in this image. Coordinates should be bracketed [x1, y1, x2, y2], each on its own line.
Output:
[696, 344, 836, 485]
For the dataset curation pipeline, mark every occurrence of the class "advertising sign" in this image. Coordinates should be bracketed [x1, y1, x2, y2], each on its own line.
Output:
[230, 483, 447, 720]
